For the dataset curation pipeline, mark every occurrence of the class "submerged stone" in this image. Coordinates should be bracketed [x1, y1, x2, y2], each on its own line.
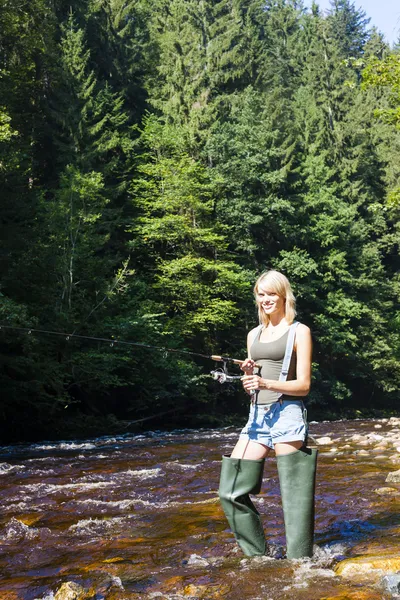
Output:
[385, 469, 400, 483]
[374, 487, 398, 495]
[316, 437, 333, 445]
[335, 556, 400, 581]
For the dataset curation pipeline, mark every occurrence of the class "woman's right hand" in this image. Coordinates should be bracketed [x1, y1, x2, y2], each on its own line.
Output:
[240, 358, 255, 375]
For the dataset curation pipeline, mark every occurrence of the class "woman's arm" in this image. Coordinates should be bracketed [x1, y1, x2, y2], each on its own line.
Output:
[241, 324, 312, 397]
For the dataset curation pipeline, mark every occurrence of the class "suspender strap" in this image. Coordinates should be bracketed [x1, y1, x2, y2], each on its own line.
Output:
[277, 321, 299, 400]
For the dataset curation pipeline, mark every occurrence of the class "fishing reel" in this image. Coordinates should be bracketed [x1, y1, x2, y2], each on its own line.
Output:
[210, 361, 243, 384]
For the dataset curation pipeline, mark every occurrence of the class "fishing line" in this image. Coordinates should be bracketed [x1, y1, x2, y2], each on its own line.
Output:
[0, 324, 255, 370]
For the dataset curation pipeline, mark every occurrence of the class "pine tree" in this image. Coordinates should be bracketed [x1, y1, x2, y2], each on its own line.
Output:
[326, 0, 371, 59]
[273, 6, 400, 414]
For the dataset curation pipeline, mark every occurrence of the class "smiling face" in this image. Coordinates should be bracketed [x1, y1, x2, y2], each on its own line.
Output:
[253, 270, 296, 326]
[255, 284, 286, 318]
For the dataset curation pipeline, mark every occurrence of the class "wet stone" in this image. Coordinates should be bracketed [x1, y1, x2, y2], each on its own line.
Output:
[335, 556, 400, 582]
[316, 437, 333, 445]
[386, 469, 400, 483]
[366, 434, 384, 441]
[321, 592, 387, 599]
[183, 583, 231, 598]
[54, 581, 92, 600]
[185, 554, 210, 567]
[374, 487, 398, 496]
[380, 574, 400, 595]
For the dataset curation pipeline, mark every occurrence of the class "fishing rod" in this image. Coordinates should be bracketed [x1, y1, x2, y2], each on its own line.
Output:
[0, 324, 260, 384]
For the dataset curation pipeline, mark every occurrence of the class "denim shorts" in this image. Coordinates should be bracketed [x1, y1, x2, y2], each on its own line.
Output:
[239, 400, 307, 449]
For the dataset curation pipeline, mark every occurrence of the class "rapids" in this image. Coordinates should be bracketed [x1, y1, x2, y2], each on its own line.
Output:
[0, 418, 399, 599]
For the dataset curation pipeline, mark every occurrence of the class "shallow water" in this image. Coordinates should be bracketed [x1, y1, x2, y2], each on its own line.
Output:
[0, 419, 399, 599]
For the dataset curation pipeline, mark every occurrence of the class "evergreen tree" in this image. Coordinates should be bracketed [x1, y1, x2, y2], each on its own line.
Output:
[326, 0, 371, 59]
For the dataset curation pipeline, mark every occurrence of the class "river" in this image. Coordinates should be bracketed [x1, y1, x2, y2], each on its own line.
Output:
[0, 418, 399, 599]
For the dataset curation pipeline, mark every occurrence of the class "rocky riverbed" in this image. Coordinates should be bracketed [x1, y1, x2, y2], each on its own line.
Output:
[0, 417, 399, 599]
[312, 416, 400, 598]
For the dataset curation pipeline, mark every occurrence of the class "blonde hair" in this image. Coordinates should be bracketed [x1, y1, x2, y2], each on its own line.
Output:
[254, 270, 296, 326]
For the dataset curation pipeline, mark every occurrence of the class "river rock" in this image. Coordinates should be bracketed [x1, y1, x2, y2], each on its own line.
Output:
[388, 417, 400, 425]
[380, 574, 400, 595]
[54, 582, 91, 600]
[374, 424, 383, 429]
[321, 592, 386, 599]
[385, 469, 400, 483]
[316, 436, 333, 445]
[186, 554, 210, 567]
[335, 556, 400, 581]
[350, 434, 362, 441]
[371, 446, 387, 453]
[374, 487, 398, 495]
[183, 583, 231, 598]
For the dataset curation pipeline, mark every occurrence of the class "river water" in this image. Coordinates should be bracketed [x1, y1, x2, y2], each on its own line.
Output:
[0, 418, 399, 600]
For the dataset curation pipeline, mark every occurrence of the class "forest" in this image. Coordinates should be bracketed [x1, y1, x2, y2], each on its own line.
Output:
[0, 0, 399, 443]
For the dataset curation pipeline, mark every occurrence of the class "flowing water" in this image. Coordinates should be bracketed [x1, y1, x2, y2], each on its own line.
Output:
[0, 418, 399, 600]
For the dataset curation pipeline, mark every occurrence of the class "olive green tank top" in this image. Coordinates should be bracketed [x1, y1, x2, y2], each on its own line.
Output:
[250, 328, 297, 405]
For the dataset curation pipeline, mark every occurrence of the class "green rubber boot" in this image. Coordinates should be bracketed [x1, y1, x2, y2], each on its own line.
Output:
[276, 446, 318, 559]
[218, 455, 266, 556]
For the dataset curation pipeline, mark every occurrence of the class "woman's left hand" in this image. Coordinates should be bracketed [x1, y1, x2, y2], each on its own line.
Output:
[241, 374, 268, 392]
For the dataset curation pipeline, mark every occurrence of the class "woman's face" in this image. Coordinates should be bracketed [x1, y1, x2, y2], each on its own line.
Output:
[256, 283, 285, 316]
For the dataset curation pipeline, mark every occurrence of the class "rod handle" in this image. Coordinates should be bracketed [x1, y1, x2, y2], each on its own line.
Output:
[211, 355, 261, 369]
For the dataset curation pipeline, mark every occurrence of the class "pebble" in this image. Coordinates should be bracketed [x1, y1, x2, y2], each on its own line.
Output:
[371, 446, 387, 453]
[374, 487, 398, 495]
[385, 469, 400, 483]
[374, 424, 382, 429]
[315, 436, 333, 445]
[357, 450, 369, 456]
[186, 554, 210, 567]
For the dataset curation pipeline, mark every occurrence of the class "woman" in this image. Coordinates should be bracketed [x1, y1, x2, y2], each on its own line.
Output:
[218, 270, 317, 559]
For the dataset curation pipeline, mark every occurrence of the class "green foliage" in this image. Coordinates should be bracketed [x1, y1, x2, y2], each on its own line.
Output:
[363, 54, 400, 128]
[130, 116, 250, 344]
[0, 0, 399, 442]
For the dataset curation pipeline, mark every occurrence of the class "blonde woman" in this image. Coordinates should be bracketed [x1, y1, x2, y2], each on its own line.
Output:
[218, 270, 317, 559]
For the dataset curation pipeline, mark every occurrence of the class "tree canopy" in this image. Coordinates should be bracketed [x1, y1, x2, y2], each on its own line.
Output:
[0, 0, 399, 441]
